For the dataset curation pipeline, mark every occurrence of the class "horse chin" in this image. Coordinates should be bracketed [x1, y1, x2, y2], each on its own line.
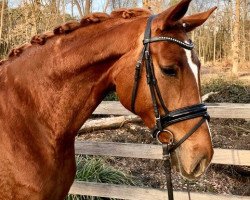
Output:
[178, 165, 204, 180]
[170, 151, 204, 180]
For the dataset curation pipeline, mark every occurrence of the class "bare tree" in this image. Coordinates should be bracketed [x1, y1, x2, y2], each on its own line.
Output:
[232, 0, 240, 76]
[103, 0, 110, 12]
[51, 0, 57, 13]
[242, 0, 248, 62]
[85, 0, 91, 15]
[0, 0, 5, 40]
[62, 0, 66, 22]
[74, 0, 83, 17]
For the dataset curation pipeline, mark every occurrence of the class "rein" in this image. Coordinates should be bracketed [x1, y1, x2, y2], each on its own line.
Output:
[131, 15, 210, 200]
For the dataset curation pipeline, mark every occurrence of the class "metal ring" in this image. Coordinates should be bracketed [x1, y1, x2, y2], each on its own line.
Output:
[156, 129, 174, 145]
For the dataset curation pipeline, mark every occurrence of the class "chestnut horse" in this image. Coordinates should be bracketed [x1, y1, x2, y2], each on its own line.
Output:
[0, 0, 216, 199]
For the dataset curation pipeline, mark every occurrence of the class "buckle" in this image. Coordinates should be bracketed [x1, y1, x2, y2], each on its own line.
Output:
[156, 129, 174, 145]
[143, 39, 150, 44]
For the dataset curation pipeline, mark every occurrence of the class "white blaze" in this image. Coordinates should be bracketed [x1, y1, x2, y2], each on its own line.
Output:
[184, 48, 202, 102]
[184, 49, 198, 84]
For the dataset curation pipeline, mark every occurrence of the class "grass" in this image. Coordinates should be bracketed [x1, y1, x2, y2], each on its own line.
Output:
[66, 156, 139, 200]
[104, 92, 118, 101]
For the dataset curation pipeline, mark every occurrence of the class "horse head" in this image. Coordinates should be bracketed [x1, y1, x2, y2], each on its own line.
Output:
[113, 0, 216, 179]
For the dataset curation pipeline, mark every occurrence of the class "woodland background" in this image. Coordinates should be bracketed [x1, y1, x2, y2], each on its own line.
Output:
[0, 0, 249, 76]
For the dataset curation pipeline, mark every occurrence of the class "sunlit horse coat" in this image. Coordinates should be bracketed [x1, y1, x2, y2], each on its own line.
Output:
[0, 0, 216, 199]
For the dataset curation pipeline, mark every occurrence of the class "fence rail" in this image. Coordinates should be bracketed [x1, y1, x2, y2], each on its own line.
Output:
[75, 141, 250, 166]
[70, 182, 250, 200]
[93, 101, 250, 119]
[70, 102, 250, 200]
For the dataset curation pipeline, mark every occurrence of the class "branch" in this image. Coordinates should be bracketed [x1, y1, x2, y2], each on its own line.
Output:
[202, 91, 219, 102]
[78, 115, 141, 134]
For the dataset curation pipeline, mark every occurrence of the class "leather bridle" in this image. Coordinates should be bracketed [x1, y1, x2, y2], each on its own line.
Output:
[131, 15, 210, 200]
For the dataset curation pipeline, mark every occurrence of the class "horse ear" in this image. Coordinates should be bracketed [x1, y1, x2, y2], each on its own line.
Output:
[181, 7, 217, 32]
[154, 0, 192, 31]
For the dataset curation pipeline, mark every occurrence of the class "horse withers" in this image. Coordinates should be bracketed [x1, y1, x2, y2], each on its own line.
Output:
[0, 0, 216, 199]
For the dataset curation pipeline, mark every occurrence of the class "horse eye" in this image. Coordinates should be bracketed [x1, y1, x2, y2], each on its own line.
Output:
[161, 67, 177, 77]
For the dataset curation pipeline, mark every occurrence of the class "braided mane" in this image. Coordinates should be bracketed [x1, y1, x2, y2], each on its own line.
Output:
[0, 8, 151, 66]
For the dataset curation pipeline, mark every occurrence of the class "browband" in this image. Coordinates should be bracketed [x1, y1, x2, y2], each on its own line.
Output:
[143, 37, 194, 50]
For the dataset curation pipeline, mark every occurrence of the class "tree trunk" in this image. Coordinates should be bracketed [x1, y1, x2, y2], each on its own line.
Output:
[213, 30, 216, 63]
[85, 0, 91, 16]
[51, 0, 57, 13]
[232, 0, 240, 76]
[103, 0, 110, 12]
[242, 0, 247, 62]
[0, 0, 5, 40]
[74, 0, 83, 18]
[62, 0, 66, 22]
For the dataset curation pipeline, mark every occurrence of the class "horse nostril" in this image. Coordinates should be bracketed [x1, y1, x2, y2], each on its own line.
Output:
[192, 158, 207, 177]
[193, 161, 202, 175]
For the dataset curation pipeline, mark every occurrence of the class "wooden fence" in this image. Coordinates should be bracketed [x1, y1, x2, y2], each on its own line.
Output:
[70, 101, 250, 200]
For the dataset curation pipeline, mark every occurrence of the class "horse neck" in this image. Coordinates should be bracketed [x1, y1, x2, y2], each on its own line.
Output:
[8, 17, 146, 140]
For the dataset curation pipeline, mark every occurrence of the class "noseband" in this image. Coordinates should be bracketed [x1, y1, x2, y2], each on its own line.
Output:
[131, 16, 210, 200]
